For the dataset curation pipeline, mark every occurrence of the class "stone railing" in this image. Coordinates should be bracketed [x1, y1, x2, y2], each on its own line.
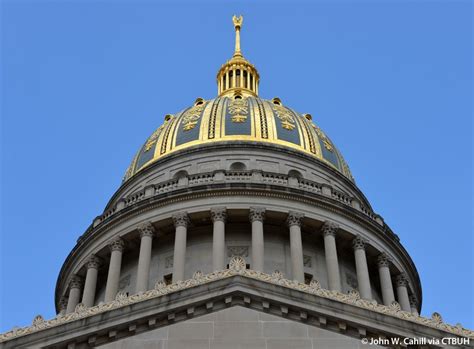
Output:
[94, 170, 379, 227]
[2, 257, 472, 343]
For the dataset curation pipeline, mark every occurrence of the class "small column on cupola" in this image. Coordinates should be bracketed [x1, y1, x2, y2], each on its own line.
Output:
[217, 15, 260, 96]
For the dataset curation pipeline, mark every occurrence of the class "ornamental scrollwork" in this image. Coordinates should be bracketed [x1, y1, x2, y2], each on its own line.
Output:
[2, 259, 473, 343]
[211, 207, 227, 223]
[181, 102, 206, 131]
[286, 211, 304, 227]
[249, 207, 265, 222]
[273, 104, 296, 130]
[228, 97, 249, 123]
[321, 220, 339, 237]
[138, 221, 155, 238]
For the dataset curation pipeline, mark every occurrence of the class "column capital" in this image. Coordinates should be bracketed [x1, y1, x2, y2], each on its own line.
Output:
[86, 254, 102, 270]
[59, 296, 68, 311]
[286, 211, 304, 227]
[69, 275, 83, 289]
[249, 207, 265, 222]
[109, 237, 125, 252]
[352, 235, 367, 251]
[172, 212, 189, 228]
[322, 220, 339, 237]
[396, 273, 408, 287]
[409, 294, 418, 308]
[377, 252, 391, 268]
[211, 207, 227, 223]
[138, 221, 155, 238]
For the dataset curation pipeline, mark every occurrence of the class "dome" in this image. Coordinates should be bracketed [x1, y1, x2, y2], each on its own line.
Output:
[123, 15, 353, 183]
[123, 95, 354, 182]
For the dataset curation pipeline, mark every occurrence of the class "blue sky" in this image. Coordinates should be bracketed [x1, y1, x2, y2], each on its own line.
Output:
[1, 1, 472, 332]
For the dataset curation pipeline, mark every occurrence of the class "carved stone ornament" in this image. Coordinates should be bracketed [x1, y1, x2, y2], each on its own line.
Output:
[432, 312, 443, 324]
[389, 301, 401, 312]
[321, 220, 339, 237]
[249, 207, 265, 222]
[193, 271, 203, 279]
[86, 254, 102, 270]
[74, 303, 86, 313]
[377, 253, 391, 268]
[108, 237, 125, 253]
[271, 270, 284, 280]
[32, 315, 44, 326]
[348, 289, 361, 301]
[3, 264, 474, 343]
[69, 275, 83, 289]
[210, 207, 227, 223]
[154, 280, 166, 290]
[395, 273, 408, 287]
[138, 221, 155, 238]
[227, 246, 249, 257]
[286, 211, 304, 227]
[172, 212, 189, 228]
[352, 235, 366, 251]
[229, 256, 246, 271]
[303, 255, 312, 268]
[115, 291, 128, 301]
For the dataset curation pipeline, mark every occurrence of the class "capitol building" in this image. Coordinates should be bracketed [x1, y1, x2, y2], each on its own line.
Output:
[1, 16, 472, 349]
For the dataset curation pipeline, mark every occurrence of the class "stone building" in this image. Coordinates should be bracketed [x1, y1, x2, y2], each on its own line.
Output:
[1, 16, 472, 349]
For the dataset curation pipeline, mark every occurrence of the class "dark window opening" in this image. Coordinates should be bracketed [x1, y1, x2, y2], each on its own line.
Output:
[164, 273, 173, 285]
[304, 273, 313, 285]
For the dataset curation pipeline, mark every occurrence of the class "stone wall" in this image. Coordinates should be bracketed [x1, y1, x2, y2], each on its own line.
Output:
[98, 306, 381, 349]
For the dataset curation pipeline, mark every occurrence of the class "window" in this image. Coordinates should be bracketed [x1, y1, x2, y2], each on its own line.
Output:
[304, 273, 313, 285]
[163, 273, 173, 285]
[229, 162, 246, 171]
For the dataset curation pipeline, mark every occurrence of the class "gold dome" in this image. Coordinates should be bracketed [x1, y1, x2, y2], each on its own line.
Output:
[123, 17, 353, 182]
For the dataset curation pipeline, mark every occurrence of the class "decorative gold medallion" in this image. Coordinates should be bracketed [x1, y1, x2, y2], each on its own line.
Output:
[228, 97, 248, 123]
[273, 104, 296, 130]
[182, 102, 206, 131]
[312, 123, 333, 151]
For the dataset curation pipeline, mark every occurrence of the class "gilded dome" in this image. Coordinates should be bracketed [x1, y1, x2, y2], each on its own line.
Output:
[123, 16, 353, 182]
[123, 94, 353, 182]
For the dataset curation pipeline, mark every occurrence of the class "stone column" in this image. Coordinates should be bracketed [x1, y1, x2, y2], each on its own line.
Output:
[396, 273, 411, 312]
[353, 236, 372, 300]
[377, 253, 395, 305]
[66, 275, 82, 314]
[211, 207, 227, 271]
[249, 207, 265, 272]
[58, 296, 68, 315]
[322, 221, 341, 292]
[409, 295, 419, 315]
[287, 211, 305, 283]
[135, 222, 155, 293]
[172, 212, 189, 282]
[82, 255, 101, 307]
[104, 237, 125, 302]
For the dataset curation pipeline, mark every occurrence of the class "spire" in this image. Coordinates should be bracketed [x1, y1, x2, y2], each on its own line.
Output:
[232, 15, 243, 57]
[216, 15, 260, 96]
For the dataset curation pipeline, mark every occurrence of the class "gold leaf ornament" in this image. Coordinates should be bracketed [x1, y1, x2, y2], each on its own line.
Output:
[228, 97, 249, 123]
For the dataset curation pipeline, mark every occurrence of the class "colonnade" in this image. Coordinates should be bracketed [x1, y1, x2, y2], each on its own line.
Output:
[61, 208, 415, 315]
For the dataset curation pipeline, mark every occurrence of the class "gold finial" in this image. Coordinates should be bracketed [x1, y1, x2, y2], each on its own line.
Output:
[232, 15, 243, 57]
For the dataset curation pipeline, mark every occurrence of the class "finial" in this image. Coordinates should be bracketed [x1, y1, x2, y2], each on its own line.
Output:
[232, 15, 243, 57]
